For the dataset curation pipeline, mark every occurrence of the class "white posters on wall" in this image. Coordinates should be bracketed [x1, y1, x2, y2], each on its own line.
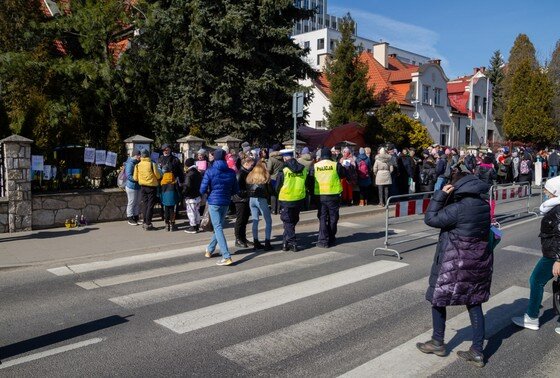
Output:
[43, 165, 52, 180]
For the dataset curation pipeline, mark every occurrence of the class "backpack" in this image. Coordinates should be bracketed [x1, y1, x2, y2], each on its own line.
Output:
[420, 167, 435, 185]
[357, 159, 370, 179]
[520, 160, 530, 175]
[117, 165, 127, 189]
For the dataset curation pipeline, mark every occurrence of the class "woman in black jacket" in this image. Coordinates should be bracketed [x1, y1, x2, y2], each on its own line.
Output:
[512, 176, 560, 334]
[232, 157, 254, 248]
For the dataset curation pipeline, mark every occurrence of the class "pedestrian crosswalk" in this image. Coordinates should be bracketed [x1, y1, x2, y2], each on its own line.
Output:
[44, 242, 555, 375]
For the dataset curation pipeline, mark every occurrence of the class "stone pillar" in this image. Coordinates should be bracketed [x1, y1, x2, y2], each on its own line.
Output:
[0, 135, 33, 232]
[123, 134, 153, 157]
[177, 135, 205, 160]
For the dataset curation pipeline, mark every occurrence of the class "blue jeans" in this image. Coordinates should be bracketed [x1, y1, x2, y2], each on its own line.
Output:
[527, 257, 555, 318]
[250, 197, 272, 241]
[548, 166, 558, 178]
[207, 205, 231, 259]
[434, 177, 447, 191]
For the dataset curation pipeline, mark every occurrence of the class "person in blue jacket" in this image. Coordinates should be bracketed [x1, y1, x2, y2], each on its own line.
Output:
[125, 149, 142, 225]
[200, 148, 239, 266]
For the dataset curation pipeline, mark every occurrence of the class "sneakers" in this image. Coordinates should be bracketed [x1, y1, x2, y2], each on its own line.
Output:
[416, 339, 447, 357]
[290, 244, 299, 252]
[143, 223, 155, 231]
[235, 240, 248, 248]
[216, 258, 233, 266]
[457, 348, 485, 368]
[204, 249, 213, 259]
[127, 217, 138, 226]
[282, 243, 289, 251]
[316, 243, 330, 249]
[511, 314, 539, 330]
[184, 226, 198, 234]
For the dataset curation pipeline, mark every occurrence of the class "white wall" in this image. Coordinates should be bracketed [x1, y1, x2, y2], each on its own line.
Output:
[301, 78, 330, 129]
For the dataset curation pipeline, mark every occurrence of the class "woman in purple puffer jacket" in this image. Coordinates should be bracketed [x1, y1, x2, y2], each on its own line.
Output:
[416, 167, 492, 368]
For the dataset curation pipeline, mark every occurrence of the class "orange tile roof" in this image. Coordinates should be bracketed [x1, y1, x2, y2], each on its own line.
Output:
[447, 76, 472, 114]
[315, 52, 419, 106]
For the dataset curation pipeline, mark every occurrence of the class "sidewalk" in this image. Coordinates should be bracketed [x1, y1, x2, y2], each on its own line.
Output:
[0, 205, 384, 268]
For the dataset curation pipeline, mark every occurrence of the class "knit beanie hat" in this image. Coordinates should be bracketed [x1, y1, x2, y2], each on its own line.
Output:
[545, 176, 560, 197]
[320, 147, 332, 158]
[301, 147, 310, 155]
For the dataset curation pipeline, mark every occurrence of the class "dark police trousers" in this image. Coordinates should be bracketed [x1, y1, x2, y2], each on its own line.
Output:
[280, 205, 301, 246]
[317, 198, 340, 246]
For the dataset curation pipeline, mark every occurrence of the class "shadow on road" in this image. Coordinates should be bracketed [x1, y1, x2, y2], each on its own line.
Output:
[0, 314, 131, 360]
[0, 227, 99, 243]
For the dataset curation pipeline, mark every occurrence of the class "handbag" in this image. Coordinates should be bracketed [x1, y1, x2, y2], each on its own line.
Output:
[488, 225, 502, 252]
[200, 205, 213, 232]
[553, 278, 560, 315]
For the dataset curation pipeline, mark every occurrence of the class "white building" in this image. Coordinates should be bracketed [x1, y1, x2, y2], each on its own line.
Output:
[292, 28, 431, 71]
[292, 0, 349, 35]
[448, 68, 502, 146]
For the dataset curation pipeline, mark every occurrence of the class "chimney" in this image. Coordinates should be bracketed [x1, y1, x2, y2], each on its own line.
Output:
[473, 67, 479, 75]
[373, 42, 389, 68]
[429, 59, 441, 66]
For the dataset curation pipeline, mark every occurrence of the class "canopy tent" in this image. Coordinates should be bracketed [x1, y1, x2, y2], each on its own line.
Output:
[298, 122, 366, 149]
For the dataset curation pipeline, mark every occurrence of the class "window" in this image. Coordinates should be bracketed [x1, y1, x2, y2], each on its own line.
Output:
[487, 130, 494, 143]
[440, 125, 450, 146]
[317, 38, 325, 50]
[304, 25, 309, 32]
[482, 97, 487, 114]
[330, 39, 337, 50]
[465, 126, 472, 146]
[422, 85, 430, 104]
[474, 96, 480, 113]
[304, 41, 310, 50]
[434, 88, 442, 106]
[315, 121, 324, 129]
[317, 55, 321, 66]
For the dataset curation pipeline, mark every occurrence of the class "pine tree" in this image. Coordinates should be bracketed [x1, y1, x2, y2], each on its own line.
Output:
[486, 50, 505, 126]
[548, 40, 560, 130]
[325, 14, 375, 128]
[503, 59, 556, 145]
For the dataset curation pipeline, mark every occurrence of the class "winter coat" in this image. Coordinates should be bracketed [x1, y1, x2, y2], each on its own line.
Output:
[160, 179, 180, 206]
[424, 175, 492, 307]
[232, 167, 252, 203]
[475, 163, 497, 185]
[297, 154, 314, 170]
[435, 157, 447, 178]
[200, 160, 239, 206]
[267, 152, 285, 182]
[539, 202, 560, 260]
[373, 153, 393, 186]
[548, 152, 560, 167]
[133, 157, 161, 187]
[158, 154, 185, 183]
[355, 154, 372, 187]
[125, 157, 140, 190]
[419, 159, 437, 192]
[247, 183, 271, 199]
[183, 166, 202, 199]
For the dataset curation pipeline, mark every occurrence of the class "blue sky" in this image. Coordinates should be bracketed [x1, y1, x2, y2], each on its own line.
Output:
[329, 0, 560, 79]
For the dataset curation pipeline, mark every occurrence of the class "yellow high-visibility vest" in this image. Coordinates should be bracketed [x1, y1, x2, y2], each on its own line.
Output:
[314, 159, 342, 195]
[278, 166, 308, 201]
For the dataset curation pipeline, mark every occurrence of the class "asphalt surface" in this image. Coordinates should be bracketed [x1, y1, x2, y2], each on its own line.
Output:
[1, 203, 559, 377]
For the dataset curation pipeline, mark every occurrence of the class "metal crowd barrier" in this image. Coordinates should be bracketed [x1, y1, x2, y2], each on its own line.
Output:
[489, 181, 537, 227]
[373, 191, 436, 260]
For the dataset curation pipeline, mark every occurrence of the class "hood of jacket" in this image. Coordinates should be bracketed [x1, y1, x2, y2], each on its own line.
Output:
[540, 197, 560, 214]
[212, 160, 231, 172]
[453, 174, 490, 197]
[375, 153, 391, 163]
[284, 158, 306, 173]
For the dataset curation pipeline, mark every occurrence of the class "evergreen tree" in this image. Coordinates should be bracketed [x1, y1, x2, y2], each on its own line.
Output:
[503, 59, 556, 145]
[125, 0, 315, 145]
[548, 40, 560, 130]
[486, 50, 505, 126]
[325, 14, 375, 128]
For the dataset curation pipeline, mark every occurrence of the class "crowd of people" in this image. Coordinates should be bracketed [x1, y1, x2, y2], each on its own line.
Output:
[120, 140, 560, 367]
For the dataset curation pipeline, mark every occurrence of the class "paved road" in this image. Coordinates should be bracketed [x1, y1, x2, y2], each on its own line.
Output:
[1, 211, 559, 377]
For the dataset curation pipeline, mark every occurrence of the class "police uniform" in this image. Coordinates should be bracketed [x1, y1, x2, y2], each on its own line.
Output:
[312, 148, 345, 248]
[275, 150, 308, 252]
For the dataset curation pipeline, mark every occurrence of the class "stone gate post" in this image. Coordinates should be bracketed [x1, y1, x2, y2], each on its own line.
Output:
[0, 135, 33, 232]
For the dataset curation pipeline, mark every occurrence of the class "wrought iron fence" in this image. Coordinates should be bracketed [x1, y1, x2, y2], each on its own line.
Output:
[0, 143, 5, 197]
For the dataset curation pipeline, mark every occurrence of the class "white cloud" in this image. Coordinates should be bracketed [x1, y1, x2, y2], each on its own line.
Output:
[329, 6, 454, 76]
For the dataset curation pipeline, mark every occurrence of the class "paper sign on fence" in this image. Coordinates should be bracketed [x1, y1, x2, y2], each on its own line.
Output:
[105, 151, 117, 167]
[43, 165, 52, 180]
[95, 150, 107, 165]
[84, 148, 95, 163]
[31, 155, 44, 171]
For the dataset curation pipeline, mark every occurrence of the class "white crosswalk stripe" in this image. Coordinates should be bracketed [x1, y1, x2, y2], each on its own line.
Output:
[338, 222, 365, 228]
[154, 260, 408, 334]
[340, 286, 549, 377]
[109, 251, 351, 308]
[47, 242, 234, 276]
[218, 277, 427, 370]
[76, 250, 285, 289]
[502, 245, 541, 256]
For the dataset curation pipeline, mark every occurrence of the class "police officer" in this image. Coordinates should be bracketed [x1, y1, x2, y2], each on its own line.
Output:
[310, 147, 345, 248]
[275, 149, 308, 252]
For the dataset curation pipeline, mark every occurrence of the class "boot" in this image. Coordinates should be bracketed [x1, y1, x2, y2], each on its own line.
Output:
[170, 214, 177, 231]
[290, 244, 299, 252]
[457, 348, 485, 368]
[244, 239, 254, 247]
[253, 239, 264, 251]
[416, 339, 447, 357]
[264, 240, 273, 251]
[166, 221, 171, 232]
[235, 239, 248, 248]
[282, 243, 289, 251]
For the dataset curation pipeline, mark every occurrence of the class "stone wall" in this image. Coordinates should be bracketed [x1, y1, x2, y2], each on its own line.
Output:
[0, 198, 8, 233]
[32, 189, 127, 229]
